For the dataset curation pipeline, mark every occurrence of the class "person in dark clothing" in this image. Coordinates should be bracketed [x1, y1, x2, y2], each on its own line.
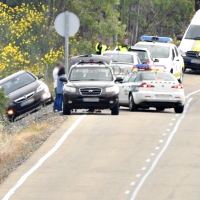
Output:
[54, 67, 66, 112]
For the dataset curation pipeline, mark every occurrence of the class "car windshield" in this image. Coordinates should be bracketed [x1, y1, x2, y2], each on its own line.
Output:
[185, 25, 200, 39]
[131, 50, 149, 63]
[139, 72, 176, 81]
[0, 72, 36, 94]
[69, 67, 113, 81]
[135, 44, 170, 58]
[103, 53, 133, 63]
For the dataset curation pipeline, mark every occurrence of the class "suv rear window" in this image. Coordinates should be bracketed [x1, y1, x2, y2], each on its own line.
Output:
[135, 44, 170, 58]
[103, 53, 133, 63]
[69, 67, 113, 81]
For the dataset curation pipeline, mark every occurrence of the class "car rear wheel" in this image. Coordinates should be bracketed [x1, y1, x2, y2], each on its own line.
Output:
[111, 102, 119, 115]
[156, 107, 165, 111]
[63, 104, 71, 115]
[174, 106, 184, 113]
[129, 95, 138, 111]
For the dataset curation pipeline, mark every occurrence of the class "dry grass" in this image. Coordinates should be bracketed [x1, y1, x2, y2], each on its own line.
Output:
[0, 116, 66, 183]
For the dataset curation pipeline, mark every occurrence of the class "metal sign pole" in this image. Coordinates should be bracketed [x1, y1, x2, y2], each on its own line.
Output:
[65, 11, 69, 74]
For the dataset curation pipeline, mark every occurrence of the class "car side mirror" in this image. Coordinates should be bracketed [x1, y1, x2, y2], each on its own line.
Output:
[59, 77, 68, 83]
[115, 77, 123, 83]
[153, 58, 159, 62]
[38, 74, 44, 79]
[177, 35, 183, 41]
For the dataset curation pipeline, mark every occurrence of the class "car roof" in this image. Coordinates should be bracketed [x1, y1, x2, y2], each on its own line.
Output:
[0, 70, 28, 84]
[135, 41, 173, 47]
[71, 64, 109, 69]
[102, 50, 137, 56]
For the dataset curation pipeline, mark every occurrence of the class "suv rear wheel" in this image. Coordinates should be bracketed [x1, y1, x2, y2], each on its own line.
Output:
[63, 104, 71, 115]
[111, 102, 119, 115]
[156, 107, 165, 111]
[174, 106, 184, 113]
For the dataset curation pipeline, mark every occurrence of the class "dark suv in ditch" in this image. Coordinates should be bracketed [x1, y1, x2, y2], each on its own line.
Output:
[61, 61, 120, 115]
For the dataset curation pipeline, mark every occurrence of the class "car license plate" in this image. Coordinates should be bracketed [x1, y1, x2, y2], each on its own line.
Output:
[191, 59, 200, 64]
[82, 98, 99, 102]
[155, 94, 171, 99]
[20, 98, 35, 107]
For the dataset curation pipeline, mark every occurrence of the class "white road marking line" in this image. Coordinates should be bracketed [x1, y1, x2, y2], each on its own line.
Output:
[155, 147, 159, 150]
[150, 153, 155, 156]
[172, 118, 176, 121]
[141, 167, 146, 171]
[146, 159, 151, 162]
[130, 182, 136, 186]
[159, 140, 163, 143]
[130, 98, 193, 200]
[186, 89, 200, 98]
[2, 115, 87, 200]
[163, 133, 166, 136]
[167, 129, 170, 131]
[136, 174, 141, 177]
[169, 123, 173, 126]
[125, 191, 130, 194]
[175, 114, 179, 117]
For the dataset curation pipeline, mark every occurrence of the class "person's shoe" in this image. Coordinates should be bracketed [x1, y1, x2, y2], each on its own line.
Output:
[87, 109, 94, 112]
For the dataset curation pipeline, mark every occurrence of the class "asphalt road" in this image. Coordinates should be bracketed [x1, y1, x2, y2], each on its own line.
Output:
[1, 71, 200, 200]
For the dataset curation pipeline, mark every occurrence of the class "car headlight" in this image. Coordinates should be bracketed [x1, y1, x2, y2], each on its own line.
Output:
[64, 85, 76, 93]
[106, 85, 119, 93]
[179, 49, 186, 56]
[36, 84, 45, 93]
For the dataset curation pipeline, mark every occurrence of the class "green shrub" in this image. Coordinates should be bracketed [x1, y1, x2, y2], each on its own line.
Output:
[0, 88, 8, 116]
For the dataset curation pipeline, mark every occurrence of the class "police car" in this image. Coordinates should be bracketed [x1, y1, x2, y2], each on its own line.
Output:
[117, 64, 185, 113]
[134, 36, 184, 83]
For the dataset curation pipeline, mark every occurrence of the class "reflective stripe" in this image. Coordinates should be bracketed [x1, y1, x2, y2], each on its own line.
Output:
[118, 46, 130, 51]
[192, 40, 200, 51]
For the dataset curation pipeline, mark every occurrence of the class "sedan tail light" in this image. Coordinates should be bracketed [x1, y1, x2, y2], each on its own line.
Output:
[171, 84, 183, 89]
[139, 83, 155, 88]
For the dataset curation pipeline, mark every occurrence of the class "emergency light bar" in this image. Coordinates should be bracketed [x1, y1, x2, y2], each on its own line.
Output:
[141, 35, 172, 43]
[132, 64, 166, 72]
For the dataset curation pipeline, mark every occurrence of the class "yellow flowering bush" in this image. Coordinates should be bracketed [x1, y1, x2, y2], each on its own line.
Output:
[0, 3, 65, 78]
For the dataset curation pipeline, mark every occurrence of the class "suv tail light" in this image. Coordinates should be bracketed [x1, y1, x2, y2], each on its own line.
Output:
[139, 83, 155, 88]
[171, 84, 183, 89]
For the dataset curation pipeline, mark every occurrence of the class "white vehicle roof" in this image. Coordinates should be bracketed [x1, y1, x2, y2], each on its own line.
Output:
[102, 50, 137, 56]
[191, 9, 200, 25]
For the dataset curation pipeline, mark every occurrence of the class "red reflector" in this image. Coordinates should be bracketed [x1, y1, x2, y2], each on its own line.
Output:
[140, 83, 155, 88]
[171, 84, 183, 89]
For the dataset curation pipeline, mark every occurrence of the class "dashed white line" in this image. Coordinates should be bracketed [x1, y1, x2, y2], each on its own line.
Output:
[172, 118, 176, 121]
[2, 115, 87, 200]
[146, 159, 151, 163]
[130, 182, 135, 186]
[136, 174, 141, 177]
[150, 153, 155, 156]
[125, 191, 130, 194]
[159, 140, 163, 143]
[163, 133, 166, 136]
[129, 98, 193, 200]
[167, 129, 170, 131]
[141, 167, 146, 171]
[155, 147, 160, 150]
[169, 123, 173, 126]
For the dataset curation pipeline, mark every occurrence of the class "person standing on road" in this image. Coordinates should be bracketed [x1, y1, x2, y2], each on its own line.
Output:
[95, 36, 107, 55]
[116, 38, 131, 51]
[54, 67, 66, 112]
[105, 39, 113, 51]
[53, 61, 63, 111]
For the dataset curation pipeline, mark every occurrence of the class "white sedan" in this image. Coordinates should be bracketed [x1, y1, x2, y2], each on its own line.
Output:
[117, 66, 185, 113]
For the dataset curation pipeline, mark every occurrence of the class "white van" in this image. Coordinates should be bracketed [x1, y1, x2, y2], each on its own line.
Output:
[178, 9, 200, 70]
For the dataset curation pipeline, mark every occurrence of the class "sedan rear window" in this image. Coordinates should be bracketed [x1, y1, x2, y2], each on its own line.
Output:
[139, 72, 176, 81]
[131, 50, 149, 63]
[103, 53, 133, 63]
[0, 72, 36, 94]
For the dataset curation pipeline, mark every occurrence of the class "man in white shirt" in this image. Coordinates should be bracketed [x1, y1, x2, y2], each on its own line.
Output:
[53, 61, 63, 93]
[53, 61, 63, 112]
